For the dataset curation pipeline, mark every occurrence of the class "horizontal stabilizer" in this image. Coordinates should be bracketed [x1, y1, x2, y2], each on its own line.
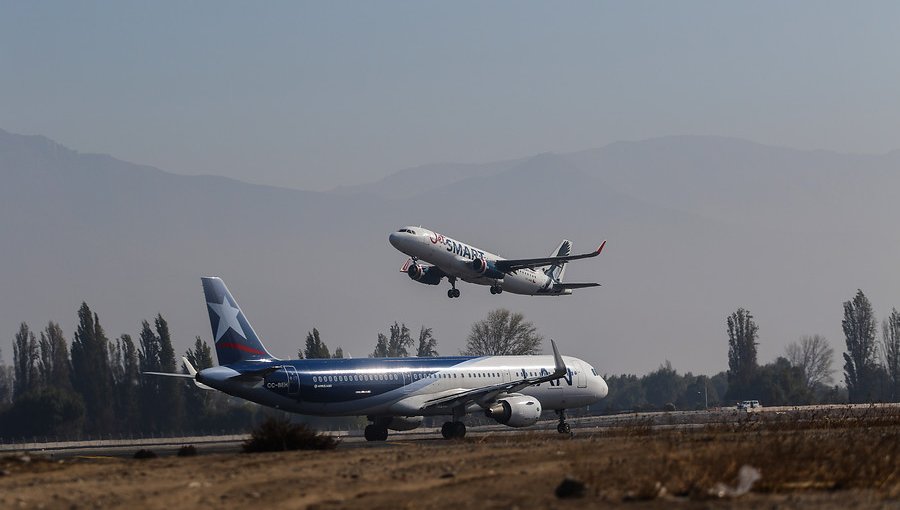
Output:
[143, 371, 195, 379]
[554, 282, 601, 289]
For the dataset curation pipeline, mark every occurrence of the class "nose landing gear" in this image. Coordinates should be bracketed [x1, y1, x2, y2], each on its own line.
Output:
[489, 284, 503, 295]
[556, 409, 571, 434]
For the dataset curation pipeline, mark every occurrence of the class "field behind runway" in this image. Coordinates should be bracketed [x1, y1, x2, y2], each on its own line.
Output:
[3, 405, 900, 509]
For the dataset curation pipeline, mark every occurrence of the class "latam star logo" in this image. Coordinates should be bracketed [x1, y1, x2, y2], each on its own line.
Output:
[207, 296, 247, 341]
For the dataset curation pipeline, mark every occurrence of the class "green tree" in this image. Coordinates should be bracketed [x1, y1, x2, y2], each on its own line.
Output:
[155, 314, 183, 431]
[70, 303, 115, 434]
[110, 334, 141, 431]
[842, 290, 879, 403]
[332, 347, 344, 359]
[138, 315, 184, 432]
[12, 322, 38, 399]
[302, 328, 331, 359]
[183, 336, 214, 430]
[415, 327, 438, 357]
[882, 308, 900, 402]
[38, 322, 72, 390]
[601, 374, 646, 412]
[750, 357, 813, 406]
[0, 386, 85, 437]
[0, 348, 12, 407]
[463, 309, 542, 356]
[642, 361, 685, 410]
[372, 323, 414, 357]
[726, 308, 759, 401]
[185, 336, 215, 370]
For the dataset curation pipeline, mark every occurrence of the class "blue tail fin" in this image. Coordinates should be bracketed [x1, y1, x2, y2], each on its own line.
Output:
[201, 277, 277, 365]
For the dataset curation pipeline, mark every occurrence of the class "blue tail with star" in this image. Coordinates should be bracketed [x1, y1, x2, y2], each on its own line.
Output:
[201, 277, 277, 365]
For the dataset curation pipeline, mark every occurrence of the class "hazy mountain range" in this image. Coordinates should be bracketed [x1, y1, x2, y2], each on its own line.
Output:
[2, 127, 899, 376]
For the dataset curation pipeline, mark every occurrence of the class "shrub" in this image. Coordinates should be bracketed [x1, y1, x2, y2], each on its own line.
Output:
[177, 445, 198, 457]
[133, 449, 157, 459]
[242, 417, 338, 452]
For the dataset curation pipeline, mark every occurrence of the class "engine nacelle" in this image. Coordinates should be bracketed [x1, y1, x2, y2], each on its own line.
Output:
[407, 264, 442, 285]
[470, 258, 505, 280]
[374, 415, 423, 431]
[484, 395, 542, 428]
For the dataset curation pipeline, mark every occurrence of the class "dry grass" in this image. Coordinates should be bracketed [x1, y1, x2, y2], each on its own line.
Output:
[573, 406, 900, 501]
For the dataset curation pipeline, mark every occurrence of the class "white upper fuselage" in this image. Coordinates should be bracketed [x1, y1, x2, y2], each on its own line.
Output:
[389, 226, 568, 296]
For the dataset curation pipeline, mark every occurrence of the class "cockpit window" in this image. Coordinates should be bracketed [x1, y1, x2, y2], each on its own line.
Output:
[396, 228, 416, 234]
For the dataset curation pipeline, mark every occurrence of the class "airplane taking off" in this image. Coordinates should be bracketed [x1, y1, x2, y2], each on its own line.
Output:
[146, 277, 608, 441]
[389, 226, 605, 298]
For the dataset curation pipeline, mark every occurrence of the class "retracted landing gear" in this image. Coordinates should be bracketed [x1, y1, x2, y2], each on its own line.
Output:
[447, 277, 460, 298]
[489, 284, 503, 295]
[556, 409, 571, 434]
[441, 421, 467, 439]
[364, 424, 389, 442]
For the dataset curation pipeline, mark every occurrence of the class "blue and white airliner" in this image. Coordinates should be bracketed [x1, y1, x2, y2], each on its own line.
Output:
[148, 277, 609, 441]
[389, 226, 605, 298]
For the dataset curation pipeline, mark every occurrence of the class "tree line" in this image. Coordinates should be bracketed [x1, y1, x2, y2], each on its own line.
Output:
[5, 287, 893, 434]
[601, 289, 900, 412]
[0, 305, 542, 439]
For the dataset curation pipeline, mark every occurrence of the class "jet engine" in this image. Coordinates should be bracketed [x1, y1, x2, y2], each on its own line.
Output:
[470, 258, 505, 280]
[407, 264, 442, 285]
[372, 415, 423, 431]
[484, 395, 542, 427]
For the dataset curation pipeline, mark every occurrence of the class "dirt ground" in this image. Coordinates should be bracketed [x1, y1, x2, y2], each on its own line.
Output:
[2, 421, 899, 510]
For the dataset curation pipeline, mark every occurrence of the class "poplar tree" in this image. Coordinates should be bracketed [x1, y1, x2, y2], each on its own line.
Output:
[12, 322, 38, 399]
[302, 328, 331, 359]
[843, 290, 879, 403]
[415, 327, 438, 357]
[725, 308, 758, 401]
[70, 303, 114, 434]
[38, 322, 72, 390]
[883, 308, 900, 402]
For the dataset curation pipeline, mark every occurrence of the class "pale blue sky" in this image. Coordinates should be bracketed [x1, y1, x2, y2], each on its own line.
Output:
[2, 1, 899, 190]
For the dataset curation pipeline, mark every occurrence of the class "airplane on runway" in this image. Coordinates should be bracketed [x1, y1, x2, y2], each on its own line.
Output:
[146, 277, 608, 441]
[389, 226, 605, 298]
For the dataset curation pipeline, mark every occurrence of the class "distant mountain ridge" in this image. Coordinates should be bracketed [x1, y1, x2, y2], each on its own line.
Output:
[2, 128, 899, 376]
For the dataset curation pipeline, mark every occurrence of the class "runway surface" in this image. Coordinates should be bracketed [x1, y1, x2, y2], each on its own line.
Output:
[3, 402, 897, 459]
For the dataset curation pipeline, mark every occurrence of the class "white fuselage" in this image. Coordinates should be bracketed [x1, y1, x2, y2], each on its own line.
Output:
[389, 227, 569, 295]
[199, 354, 608, 417]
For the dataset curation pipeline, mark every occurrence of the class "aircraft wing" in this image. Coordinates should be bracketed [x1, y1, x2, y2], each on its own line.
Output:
[494, 240, 606, 273]
[419, 340, 569, 411]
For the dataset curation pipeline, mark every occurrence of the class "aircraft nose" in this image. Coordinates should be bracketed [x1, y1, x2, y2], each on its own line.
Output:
[596, 375, 609, 399]
[388, 232, 401, 248]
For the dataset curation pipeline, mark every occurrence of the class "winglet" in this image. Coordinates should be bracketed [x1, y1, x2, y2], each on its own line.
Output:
[596, 240, 607, 255]
[182, 356, 197, 376]
[182, 356, 214, 390]
[551, 339, 567, 377]
[400, 258, 414, 273]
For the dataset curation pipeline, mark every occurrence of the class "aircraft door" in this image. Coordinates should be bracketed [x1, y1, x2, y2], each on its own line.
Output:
[284, 366, 300, 396]
[576, 363, 587, 388]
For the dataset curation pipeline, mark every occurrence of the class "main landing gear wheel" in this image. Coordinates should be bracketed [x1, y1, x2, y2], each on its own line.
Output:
[447, 277, 460, 298]
[441, 421, 466, 439]
[556, 409, 571, 435]
[489, 285, 503, 295]
[364, 424, 389, 442]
